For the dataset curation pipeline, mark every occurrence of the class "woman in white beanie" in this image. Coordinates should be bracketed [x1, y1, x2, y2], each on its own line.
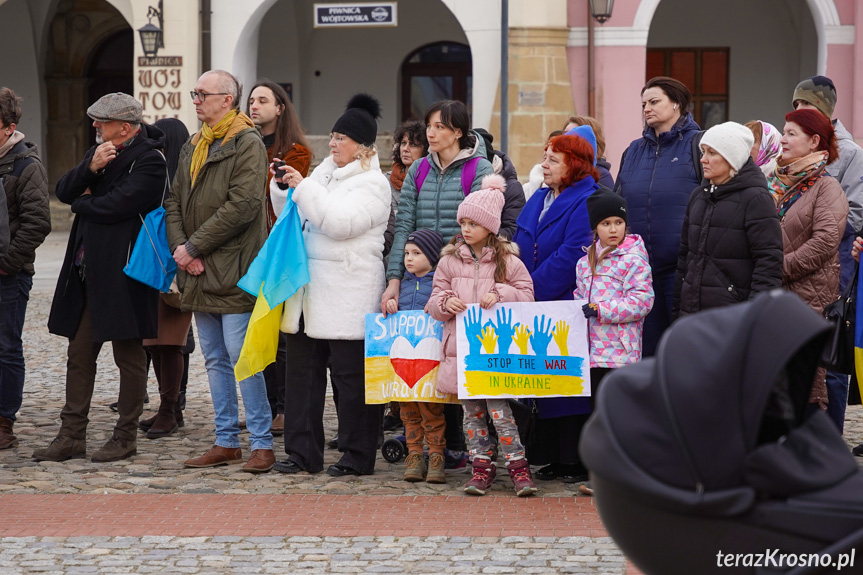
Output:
[673, 121, 784, 316]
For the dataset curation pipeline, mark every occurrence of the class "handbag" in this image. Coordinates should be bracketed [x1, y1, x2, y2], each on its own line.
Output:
[123, 154, 177, 292]
[160, 278, 182, 309]
[821, 260, 859, 374]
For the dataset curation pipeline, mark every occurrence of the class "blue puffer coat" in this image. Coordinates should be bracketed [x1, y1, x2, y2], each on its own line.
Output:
[513, 175, 598, 418]
[398, 270, 435, 311]
[614, 114, 702, 274]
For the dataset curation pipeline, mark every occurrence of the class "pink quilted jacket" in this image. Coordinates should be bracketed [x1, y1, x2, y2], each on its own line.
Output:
[575, 234, 654, 368]
[428, 240, 534, 394]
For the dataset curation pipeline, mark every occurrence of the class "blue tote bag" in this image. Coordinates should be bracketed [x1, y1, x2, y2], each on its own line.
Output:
[123, 154, 177, 292]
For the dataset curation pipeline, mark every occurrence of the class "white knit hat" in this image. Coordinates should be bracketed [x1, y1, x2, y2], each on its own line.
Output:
[699, 122, 755, 173]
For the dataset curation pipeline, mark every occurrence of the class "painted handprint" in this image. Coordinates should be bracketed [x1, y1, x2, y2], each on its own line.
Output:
[512, 323, 532, 355]
[463, 307, 484, 355]
[530, 315, 554, 356]
[552, 320, 570, 356]
[478, 324, 498, 354]
[493, 308, 517, 354]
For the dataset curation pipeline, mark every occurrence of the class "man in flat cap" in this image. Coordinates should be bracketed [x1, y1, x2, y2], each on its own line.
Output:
[33, 92, 166, 463]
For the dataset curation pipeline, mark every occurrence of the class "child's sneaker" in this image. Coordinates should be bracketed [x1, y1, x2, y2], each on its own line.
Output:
[464, 457, 496, 496]
[403, 453, 427, 482]
[426, 452, 446, 484]
[444, 449, 467, 469]
[507, 457, 538, 497]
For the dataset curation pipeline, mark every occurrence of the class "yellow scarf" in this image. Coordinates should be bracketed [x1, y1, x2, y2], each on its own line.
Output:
[189, 109, 255, 185]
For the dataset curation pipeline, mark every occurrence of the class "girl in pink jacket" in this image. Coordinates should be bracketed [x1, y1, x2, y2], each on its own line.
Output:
[575, 190, 654, 403]
[429, 174, 536, 497]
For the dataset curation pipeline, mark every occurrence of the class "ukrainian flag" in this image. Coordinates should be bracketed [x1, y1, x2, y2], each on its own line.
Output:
[234, 189, 309, 380]
[855, 262, 863, 401]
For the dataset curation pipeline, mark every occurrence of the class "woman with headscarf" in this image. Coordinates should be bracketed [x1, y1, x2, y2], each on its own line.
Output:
[768, 109, 848, 411]
[614, 76, 703, 356]
[745, 120, 783, 177]
[270, 94, 391, 477]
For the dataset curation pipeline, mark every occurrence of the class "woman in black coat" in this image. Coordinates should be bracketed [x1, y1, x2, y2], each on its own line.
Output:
[674, 122, 783, 316]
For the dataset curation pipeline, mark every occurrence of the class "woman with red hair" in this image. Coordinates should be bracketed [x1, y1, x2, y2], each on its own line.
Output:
[768, 108, 847, 412]
[512, 128, 600, 483]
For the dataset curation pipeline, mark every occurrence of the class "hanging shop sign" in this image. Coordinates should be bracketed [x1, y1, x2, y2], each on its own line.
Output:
[314, 3, 397, 27]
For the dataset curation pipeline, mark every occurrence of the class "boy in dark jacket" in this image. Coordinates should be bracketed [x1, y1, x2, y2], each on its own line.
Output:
[384, 228, 448, 483]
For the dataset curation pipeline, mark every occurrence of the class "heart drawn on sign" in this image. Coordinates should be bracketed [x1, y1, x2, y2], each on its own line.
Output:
[389, 336, 441, 388]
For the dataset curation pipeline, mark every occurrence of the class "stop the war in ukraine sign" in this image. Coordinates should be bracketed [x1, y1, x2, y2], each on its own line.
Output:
[456, 301, 590, 399]
[364, 311, 458, 404]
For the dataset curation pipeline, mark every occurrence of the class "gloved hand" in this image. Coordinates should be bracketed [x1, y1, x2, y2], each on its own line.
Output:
[582, 302, 598, 319]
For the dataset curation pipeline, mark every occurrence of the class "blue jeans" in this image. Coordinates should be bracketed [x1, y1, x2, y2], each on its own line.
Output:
[825, 222, 855, 433]
[194, 312, 272, 451]
[0, 273, 33, 421]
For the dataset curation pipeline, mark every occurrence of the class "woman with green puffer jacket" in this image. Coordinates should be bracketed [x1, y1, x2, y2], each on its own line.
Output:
[381, 100, 495, 460]
[381, 100, 496, 310]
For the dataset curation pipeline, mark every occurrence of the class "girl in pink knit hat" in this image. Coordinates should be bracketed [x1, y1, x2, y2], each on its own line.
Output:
[428, 174, 538, 496]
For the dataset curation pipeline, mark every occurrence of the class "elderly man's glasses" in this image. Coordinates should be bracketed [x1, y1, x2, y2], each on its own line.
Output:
[189, 91, 229, 102]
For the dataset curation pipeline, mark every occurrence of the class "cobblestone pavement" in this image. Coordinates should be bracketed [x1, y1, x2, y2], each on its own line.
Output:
[0, 535, 627, 574]
[2, 232, 862, 574]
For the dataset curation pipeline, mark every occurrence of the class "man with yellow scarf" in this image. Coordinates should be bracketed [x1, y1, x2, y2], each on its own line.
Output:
[165, 69, 274, 473]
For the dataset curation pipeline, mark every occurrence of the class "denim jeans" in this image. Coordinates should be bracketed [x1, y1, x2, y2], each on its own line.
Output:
[825, 222, 855, 433]
[0, 273, 33, 421]
[194, 312, 272, 451]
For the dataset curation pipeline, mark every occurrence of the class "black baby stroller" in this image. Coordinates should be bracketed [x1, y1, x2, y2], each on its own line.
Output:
[580, 290, 863, 574]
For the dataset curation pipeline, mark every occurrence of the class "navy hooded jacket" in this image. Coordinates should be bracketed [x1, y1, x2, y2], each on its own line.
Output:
[614, 114, 702, 275]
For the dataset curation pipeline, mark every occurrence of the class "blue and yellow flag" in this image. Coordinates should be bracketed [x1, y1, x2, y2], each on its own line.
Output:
[855, 262, 863, 400]
[234, 189, 309, 380]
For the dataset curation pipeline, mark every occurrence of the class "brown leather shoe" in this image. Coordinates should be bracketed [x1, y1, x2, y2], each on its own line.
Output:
[184, 445, 243, 468]
[242, 449, 275, 473]
[270, 413, 284, 436]
[0, 416, 18, 450]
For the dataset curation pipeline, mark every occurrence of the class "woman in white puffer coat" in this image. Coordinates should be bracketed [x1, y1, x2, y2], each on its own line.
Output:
[270, 94, 390, 478]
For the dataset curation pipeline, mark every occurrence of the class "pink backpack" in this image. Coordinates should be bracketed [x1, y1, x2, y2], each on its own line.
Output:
[413, 156, 480, 197]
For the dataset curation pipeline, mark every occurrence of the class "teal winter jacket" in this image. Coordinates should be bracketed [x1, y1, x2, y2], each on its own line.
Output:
[386, 131, 494, 281]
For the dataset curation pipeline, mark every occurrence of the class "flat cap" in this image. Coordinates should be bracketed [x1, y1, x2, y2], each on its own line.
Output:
[86, 92, 143, 123]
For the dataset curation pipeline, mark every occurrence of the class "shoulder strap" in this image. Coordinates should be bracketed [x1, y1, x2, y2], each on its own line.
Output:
[414, 157, 431, 194]
[460, 157, 480, 197]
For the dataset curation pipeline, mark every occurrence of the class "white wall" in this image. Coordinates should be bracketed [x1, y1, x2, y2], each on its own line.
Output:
[647, 0, 817, 130]
[0, 0, 45, 154]
[256, 0, 470, 135]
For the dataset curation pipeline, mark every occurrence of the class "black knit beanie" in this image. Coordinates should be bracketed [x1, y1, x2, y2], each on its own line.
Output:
[331, 93, 381, 146]
[587, 189, 628, 230]
[405, 229, 444, 269]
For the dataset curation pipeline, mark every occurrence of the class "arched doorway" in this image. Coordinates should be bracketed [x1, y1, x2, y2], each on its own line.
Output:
[644, 0, 818, 130]
[44, 0, 132, 187]
[400, 41, 472, 121]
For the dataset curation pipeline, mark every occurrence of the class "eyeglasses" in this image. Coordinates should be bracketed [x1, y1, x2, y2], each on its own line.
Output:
[329, 133, 346, 143]
[189, 91, 229, 102]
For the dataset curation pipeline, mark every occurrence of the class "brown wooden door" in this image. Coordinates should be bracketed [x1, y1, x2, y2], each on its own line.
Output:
[646, 47, 729, 129]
